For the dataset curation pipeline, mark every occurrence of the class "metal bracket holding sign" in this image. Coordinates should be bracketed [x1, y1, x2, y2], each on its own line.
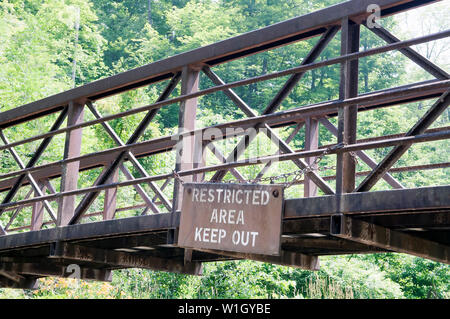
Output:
[178, 183, 284, 256]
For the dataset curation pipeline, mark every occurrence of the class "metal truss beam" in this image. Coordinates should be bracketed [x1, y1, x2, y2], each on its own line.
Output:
[194, 248, 320, 270]
[356, 89, 450, 192]
[70, 74, 180, 224]
[49, 242, 202, 275]
[331, 215, 450, 264]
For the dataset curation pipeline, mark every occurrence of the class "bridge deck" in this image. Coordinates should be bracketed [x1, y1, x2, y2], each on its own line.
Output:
[1, 186, 448, 288]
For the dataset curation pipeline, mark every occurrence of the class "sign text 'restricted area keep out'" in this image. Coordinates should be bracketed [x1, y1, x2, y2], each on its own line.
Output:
[178, 183, 284, 255]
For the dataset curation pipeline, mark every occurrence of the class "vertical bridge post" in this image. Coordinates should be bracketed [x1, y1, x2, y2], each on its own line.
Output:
[172, 65, 201, 264]
[172, 66, 201, 212]
[57, 100, 85, 226]
[336, 17, 360, 194]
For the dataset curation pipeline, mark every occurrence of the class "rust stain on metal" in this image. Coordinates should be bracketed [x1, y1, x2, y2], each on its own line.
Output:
[178, 183, 284, 256]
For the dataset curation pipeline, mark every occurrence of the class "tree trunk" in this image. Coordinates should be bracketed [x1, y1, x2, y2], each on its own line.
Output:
[148, 0, 153, 26]
[72, 7, 80, 88]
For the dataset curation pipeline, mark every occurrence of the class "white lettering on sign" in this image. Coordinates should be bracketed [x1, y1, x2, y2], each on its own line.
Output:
[192, 188, 270, 205]
[194, 227, 227, 244]
[194, 206, 259, 247]
[210, 209, 245, 225]
[232, 230, 259, 247]
[179, 183, 283, 256]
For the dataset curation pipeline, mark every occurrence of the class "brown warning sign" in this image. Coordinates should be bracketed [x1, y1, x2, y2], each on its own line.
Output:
[178, 183, 284, 256]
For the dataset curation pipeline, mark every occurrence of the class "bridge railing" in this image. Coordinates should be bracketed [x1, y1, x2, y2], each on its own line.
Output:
[0, 0, 448, 234]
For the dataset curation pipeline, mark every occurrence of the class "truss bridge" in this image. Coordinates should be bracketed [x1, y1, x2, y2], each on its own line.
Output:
[0, 0, 449, 289]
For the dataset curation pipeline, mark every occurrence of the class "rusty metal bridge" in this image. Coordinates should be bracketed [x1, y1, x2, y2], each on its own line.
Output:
[0, 0, 449, 289]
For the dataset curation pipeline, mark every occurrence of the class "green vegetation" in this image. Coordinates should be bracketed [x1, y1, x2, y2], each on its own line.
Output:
[1, 255, 448, 299]
[0, 0, 448, 299]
